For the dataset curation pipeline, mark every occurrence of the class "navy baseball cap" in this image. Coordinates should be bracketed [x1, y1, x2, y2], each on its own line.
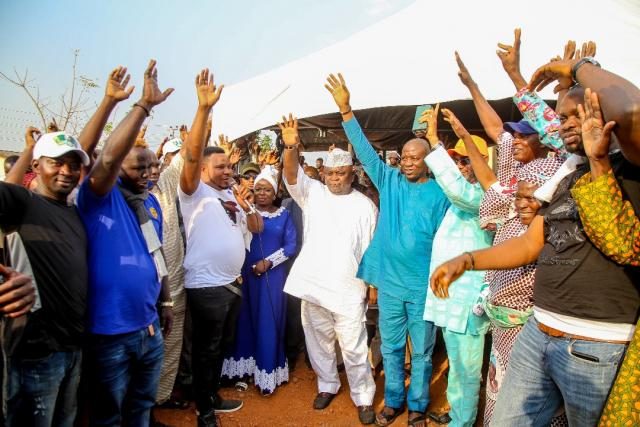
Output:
[503, 119, 537, 136]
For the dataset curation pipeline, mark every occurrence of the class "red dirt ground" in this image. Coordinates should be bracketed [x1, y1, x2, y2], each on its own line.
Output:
[154, 347, 486, 427]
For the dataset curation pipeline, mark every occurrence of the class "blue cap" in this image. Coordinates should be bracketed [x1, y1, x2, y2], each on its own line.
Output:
[503, 119, 537, 136]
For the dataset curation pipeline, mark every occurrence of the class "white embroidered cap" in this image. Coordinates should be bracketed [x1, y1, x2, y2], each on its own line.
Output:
[325, 148, 353, 168]
[255, 165, 278, 192]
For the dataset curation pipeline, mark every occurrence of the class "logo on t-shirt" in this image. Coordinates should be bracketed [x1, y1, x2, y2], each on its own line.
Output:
[149, 207, 159, 220]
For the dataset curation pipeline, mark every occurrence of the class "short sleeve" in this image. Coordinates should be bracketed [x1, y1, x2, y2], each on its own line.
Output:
[0, 182, 31, 229]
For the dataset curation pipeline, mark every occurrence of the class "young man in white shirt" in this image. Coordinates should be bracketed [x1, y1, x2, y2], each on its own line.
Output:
[178, 69, 263, 427]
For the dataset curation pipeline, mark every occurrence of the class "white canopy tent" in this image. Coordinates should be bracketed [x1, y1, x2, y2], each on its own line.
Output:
[211, 0, 640, 142]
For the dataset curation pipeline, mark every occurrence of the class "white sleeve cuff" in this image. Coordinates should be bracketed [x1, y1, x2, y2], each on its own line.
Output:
[266, 248, 289, 269]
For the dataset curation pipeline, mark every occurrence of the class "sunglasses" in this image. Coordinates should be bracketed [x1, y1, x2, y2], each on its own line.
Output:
[453, 157, 471, 166]
[241, 173, 257, 180]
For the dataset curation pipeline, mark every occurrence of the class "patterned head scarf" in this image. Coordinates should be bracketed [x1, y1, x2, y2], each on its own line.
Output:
[516, 156, 563, 188]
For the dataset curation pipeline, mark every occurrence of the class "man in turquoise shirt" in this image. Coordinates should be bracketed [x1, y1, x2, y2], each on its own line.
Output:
[325, 74, 450, 426]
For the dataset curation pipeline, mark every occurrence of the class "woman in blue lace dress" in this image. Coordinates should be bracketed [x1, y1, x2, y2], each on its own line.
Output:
[222, 168, 298, 395]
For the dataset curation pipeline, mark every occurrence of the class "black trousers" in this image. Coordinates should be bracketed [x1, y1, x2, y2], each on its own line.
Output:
[186, 286, 241, 413]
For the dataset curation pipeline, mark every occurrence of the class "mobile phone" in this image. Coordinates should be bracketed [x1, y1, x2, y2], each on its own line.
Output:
[570, 348, 600, 363]
[412, 104, 433, 132]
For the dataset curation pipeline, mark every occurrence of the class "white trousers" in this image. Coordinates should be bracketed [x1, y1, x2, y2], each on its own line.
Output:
[301, 300, 375, 406]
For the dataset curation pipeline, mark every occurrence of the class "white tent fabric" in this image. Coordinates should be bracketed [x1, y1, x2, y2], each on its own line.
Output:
[212, 0, 640, 141]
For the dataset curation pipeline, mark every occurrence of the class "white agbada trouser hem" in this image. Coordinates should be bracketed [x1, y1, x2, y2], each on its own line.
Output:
[301, 300, 375, 406]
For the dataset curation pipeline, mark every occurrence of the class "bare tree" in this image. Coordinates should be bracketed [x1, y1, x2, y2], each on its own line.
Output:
[0, 49, 98, 133]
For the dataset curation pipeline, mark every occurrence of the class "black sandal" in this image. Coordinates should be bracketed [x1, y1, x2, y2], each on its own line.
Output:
[375, 406, 405, 426]
[408, 411, 428, 427]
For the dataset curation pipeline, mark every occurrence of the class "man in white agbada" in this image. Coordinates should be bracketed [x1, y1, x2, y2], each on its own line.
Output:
[279, 114, 378, 425]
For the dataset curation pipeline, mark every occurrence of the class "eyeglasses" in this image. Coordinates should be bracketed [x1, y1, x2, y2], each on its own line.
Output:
[453, 157, 471, 166]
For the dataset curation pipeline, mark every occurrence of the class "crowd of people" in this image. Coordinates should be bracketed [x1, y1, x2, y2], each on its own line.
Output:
[0, 28, 638, 427]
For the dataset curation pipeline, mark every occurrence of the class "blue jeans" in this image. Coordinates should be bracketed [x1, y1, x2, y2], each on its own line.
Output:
[492, 317, 627, 426]
[378, 291, 436, 412]
[7, 350, 82, 427]
[88, 319, 164, 427]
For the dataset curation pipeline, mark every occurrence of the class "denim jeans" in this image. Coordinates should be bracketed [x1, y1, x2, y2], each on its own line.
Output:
[6, 349, 82, 427]
[492, 317, 627, 426]
[88, 319, 164, 427]
[378, 291, 436, 412]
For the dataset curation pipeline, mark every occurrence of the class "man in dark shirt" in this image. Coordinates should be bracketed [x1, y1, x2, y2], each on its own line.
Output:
[0, 131, 90, 427]
[431, 62, 640, 426]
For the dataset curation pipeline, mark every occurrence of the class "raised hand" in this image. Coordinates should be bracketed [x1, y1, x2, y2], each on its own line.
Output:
[105, 66, 134, 102]
[195, 68, 224, 110]
[265, 150, 280, 165]
[528, 60, 575, 93]
[441, 108, 469, 140]
[277, 113, 300, 147]
[217, 134, 232, 154]
[25, 126, 41, 149]
[229, 147, 241, 165]
[138, 59, 174, 109]
[455, 51, 474, 88]
[47, 118, 59, 133]
[578, 88, 616, 162]
[575, 41, 596, 60]
[528, 40, 596, 93]
[180, 124, 189, 142]
[156, 137, 168, 159]
[136, 125, 147, 146]
[429, 254, 471, 299]
[324, 73, 351, 112]
[496, 28, 522, 77]
[419, 103, 440, 145]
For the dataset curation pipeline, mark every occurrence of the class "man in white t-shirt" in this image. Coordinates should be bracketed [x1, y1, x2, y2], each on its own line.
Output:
[279, 114, 378, 425]
[178, 69, 263, 427]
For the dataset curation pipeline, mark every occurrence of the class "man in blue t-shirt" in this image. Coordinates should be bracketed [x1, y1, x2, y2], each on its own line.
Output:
[76, 60, 174, 427]
[325, 74, 450, 427]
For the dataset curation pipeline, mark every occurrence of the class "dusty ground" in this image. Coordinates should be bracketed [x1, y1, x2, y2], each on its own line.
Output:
[155, 346, 485, 427]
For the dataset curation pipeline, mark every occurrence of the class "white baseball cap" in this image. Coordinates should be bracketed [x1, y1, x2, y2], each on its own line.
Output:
[33, 132, 90, 166]
[162, 138, 183, 156]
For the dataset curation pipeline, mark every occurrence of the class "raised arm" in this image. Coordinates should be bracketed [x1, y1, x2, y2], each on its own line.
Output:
[180, 69, 224, 195]
[325, 73, 388, 188]
[529, 48, 640, 166]
[496, 28, 528, 91]
[455, 52, 503, 142]
[5, 127, 40, 186]
[88, 60, 174, 196]
[279, 113, 301, 186]
[441, 108, 497, 190]
[79, 66, 135, 160]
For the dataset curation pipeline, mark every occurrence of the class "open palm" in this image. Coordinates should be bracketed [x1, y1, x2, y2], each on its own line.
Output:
[106, 66, 134, 101]
[196, 68, 224, 109]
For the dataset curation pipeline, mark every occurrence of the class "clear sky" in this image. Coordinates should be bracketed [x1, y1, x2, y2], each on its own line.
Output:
[0, 0, 414, 151]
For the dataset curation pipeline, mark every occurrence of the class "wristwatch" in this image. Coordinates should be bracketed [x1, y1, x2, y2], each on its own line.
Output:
[571, 57, 601, 83]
